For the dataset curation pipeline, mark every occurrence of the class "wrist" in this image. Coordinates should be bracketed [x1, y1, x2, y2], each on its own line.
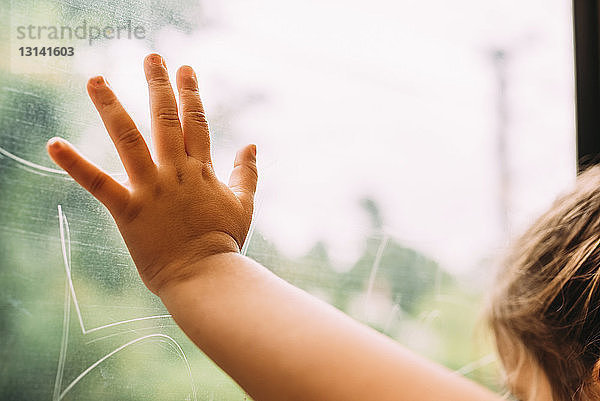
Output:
[147, 231, 241, 296]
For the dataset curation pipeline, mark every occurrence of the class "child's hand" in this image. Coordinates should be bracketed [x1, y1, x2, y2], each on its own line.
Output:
[46, 54, 258, 295]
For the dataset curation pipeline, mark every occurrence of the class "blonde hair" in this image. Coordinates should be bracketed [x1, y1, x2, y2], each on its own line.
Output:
[488, 165, 600, 401]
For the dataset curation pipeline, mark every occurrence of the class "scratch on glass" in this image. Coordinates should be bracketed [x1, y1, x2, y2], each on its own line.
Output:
[53, 205, 197, 401]
[364, 233, 389, 318]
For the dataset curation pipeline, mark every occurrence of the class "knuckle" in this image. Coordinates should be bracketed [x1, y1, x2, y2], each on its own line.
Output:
[119, 199, 143, 224]
[234, 159, 258, 178]
[181, 85, 199, 93]
[185, 110, 208, 125]
[246, 162, 259, 178]
[147, 74, 171, 86]
[89, 172, 108, 193]
[157, 107, 181, 126]
[116, 127, 141, 148]
[152, 183, 163, 197]
[160, 163, 188, 185]
[175, 167, 185, 184]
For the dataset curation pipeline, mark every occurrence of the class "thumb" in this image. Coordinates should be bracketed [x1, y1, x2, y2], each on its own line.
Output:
[228, 144, 258, 213]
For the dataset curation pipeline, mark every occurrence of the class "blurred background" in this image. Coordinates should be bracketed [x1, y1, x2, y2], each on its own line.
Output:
[0, 0, 576, 399]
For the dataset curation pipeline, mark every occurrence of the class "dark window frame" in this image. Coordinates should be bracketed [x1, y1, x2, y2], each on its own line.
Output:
[574, 0, 600, 172]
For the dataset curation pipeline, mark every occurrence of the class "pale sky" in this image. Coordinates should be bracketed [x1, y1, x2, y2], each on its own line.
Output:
[65, 0, 577, 273]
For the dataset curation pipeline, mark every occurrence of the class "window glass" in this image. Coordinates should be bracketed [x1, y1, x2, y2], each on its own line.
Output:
[1, 0, 574, 399]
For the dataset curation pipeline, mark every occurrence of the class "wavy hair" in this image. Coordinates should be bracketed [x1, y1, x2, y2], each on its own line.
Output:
[488, 165, 600, 400]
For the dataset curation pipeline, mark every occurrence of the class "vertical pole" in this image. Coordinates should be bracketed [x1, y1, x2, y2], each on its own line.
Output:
[492, 49, 510, 236]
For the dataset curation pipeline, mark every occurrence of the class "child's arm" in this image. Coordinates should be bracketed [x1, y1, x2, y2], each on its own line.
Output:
[47, 54, 502, 401]
[160, 253, 502, 401]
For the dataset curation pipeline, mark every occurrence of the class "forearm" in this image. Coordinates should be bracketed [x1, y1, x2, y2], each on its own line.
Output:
[159, 253, 501, 401]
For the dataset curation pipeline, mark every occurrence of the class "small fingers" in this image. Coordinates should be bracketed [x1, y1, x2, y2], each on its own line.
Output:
[176, 65, 211, 162]
[144, 54, 186, 164]
[228, 144, 258, 214]
[86, 76, 156, 183]
[47, 138, 129, 213]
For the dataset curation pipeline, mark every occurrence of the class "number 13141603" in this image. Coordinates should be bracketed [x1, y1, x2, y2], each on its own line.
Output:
[19, 47, 74, 56]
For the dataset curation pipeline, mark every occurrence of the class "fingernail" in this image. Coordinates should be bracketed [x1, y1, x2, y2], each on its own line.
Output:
[181, 65, 196, 80]
[47, 137, 64, 150]
[90, 76, 105, 87]
[147, 53, 165, 67]
[250, 144, 257, 157]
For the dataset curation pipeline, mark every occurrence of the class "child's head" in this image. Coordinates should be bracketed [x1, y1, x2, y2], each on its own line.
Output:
[489, 166, 600, 401]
